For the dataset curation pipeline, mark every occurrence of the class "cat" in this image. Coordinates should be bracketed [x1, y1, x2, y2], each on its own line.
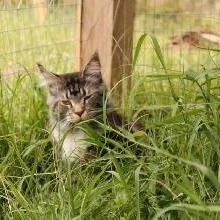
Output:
[37, 52, 142, 162]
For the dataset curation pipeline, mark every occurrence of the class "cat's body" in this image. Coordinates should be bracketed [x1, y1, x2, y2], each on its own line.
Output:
[43, 69, 100, 161]
[53, 124, 88, 161]
[38, 53, 142, 162]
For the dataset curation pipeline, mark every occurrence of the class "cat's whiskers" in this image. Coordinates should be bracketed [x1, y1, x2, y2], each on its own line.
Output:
[89, 109, 103, 114]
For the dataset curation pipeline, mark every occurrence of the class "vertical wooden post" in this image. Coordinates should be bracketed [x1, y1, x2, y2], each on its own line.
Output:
[77, 0, 135, 100]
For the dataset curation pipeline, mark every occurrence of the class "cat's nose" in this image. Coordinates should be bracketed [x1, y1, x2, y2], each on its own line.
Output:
[75, 110, 84, 117]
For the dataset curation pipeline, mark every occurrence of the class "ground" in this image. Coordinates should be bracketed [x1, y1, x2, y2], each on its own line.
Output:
[0, 2, 220, 219]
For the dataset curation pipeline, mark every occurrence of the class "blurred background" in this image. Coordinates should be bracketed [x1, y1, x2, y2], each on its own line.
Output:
[0, 0, 220, 79]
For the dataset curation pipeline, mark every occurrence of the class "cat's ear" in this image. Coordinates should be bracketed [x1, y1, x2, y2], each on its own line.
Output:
[83, 52, 101, 76]
[83, 52, 103, 86]
[37, 63, 60, 84]
[37, 63, 62, 95]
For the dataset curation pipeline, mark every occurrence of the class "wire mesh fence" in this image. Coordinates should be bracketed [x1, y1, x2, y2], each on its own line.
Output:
[0, 0, 220, 84]
[132, 0, 220, 109]
[0, 0, 78, 78]
[134, 0, 220, 71]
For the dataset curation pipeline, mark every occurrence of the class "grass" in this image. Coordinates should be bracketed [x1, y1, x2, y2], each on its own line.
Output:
[0, 2, 220, 220]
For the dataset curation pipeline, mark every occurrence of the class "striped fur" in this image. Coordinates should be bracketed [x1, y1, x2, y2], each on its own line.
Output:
[38, 53, 110, 161]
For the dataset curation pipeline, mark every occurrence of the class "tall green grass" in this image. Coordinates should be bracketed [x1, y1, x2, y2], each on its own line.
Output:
[0, 3, 220, 220]
[0, 37, 219, 219]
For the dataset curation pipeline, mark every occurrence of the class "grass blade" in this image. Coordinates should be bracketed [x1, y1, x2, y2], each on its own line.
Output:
[133, 33, 147, 68]
[135, 165, 142, 220]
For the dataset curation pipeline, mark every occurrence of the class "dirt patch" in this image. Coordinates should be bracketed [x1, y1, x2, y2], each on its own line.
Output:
[170, 30, 220, 48]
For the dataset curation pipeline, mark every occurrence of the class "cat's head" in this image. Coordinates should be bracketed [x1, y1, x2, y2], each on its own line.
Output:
[37, 53, 106, 124]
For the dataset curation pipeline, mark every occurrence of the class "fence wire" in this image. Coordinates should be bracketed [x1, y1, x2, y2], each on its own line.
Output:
[134, 0, 220, 73]
[0, 1, 77, 77]
[0, 0, 220, 84]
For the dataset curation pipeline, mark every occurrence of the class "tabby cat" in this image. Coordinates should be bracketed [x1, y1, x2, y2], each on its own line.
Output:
[38, 53, 141, 162]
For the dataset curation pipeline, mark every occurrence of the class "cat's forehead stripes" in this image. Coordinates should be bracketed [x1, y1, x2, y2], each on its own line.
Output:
[80, 87, 86, 96]
[62, 74, 85, 96]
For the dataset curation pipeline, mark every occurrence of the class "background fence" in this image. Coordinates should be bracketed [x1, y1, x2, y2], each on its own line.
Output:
[1, 0, 220, 91]
[135, 0, 220, 71]
[132, 0, 220, 110]
[0, 0, 78, 77]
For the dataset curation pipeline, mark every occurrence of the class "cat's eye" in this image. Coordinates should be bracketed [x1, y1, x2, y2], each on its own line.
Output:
[60, 100, 72, 106]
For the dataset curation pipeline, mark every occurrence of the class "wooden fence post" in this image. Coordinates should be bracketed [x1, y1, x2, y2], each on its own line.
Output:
[76, 0, 135, 102]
